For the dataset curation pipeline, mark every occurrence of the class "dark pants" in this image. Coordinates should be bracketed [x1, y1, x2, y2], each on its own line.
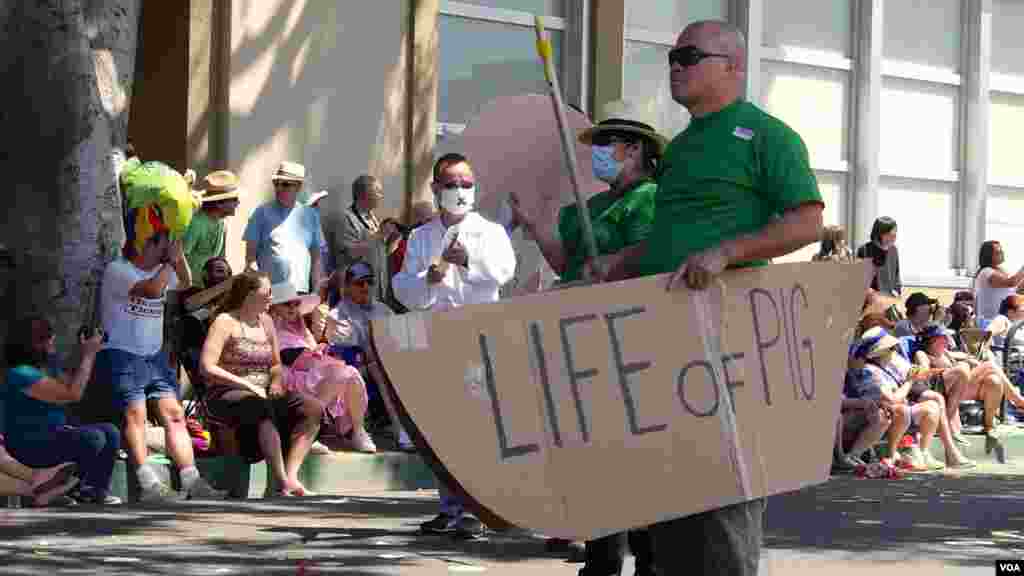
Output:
[648, 499, 764, 576]
[581, 529, 654, 576]
[9, 423, 121, 494]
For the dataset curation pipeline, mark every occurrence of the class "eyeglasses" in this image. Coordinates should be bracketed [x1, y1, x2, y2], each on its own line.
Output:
[439, 181, 474, 190]
[350, 278, 375, 287]
[274, 181, 299, 189]
[668, 45, 730, 68]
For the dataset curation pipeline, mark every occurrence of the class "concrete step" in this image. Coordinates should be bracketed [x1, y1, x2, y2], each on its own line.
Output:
[105, 448, 437, 502]
[4, 448, 436, 507]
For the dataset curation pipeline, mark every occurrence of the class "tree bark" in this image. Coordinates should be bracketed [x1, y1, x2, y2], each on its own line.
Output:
[0, 0, 139, 365]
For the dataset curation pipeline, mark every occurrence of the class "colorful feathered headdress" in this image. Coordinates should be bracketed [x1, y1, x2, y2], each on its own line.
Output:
[120, 158, 200, 258]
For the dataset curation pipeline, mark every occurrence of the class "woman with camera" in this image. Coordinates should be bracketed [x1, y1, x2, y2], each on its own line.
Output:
[4, 317, 122, 505]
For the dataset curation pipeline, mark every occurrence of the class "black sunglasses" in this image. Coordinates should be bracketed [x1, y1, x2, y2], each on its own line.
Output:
[668, 45, 730, 68]
[439, 181, 474, 190]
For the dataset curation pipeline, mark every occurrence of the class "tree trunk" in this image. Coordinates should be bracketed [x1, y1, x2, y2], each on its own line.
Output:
[0, 1, 140, 366]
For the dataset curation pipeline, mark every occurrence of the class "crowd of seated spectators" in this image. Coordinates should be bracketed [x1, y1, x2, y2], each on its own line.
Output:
[834, 235, 1024, 475]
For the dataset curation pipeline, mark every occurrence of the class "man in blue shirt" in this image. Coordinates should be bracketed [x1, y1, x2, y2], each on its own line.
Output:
[244, 161, 324, 294]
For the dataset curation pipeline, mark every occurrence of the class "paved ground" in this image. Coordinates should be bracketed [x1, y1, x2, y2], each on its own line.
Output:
[2, 470, 1024, 575]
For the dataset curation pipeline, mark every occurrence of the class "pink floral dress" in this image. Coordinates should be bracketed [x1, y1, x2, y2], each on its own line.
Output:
[274, 317, 367, 435]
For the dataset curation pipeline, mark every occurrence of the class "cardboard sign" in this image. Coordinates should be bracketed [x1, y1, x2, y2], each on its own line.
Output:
[458, 94, 606, 228]
[371, 261, 870, 541]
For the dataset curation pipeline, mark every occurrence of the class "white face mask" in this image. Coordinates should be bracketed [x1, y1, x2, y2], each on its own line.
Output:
[439, 185, 475, 216]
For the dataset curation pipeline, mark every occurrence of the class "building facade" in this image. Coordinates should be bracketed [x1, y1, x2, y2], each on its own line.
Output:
[154, 0, 1021, 291]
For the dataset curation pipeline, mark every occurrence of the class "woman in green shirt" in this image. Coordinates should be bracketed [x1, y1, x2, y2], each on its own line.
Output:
[511, 100, 668, 285]
[509, 99, 666, 576]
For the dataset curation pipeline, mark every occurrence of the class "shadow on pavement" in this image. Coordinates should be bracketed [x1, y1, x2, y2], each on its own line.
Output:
[764, 472, 1024, 568]
[0, 493, 567, 575]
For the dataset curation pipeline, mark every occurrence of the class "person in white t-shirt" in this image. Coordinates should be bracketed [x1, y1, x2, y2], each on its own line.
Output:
[94, 229, 226, 503]
[392, 153, 516, 540]
[974, 240, 1024, 323]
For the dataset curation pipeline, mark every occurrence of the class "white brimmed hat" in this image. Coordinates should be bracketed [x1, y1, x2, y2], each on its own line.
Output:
[852, 327, 902, 360]
[270, 282, 320, 315]
[577, 99, 669, 155]
[272, 161, 305, 183]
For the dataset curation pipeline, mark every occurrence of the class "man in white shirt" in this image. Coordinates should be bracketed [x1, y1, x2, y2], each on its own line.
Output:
[94, 229, 226, 503]
[392, 153, 516, 538]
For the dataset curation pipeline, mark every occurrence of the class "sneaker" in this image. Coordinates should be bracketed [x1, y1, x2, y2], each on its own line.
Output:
[138, 481, 187, 503]
[77, 486, 122, 506]
[31, 494, 78, 508]
[349, 428, 378, 454]
[310, 441, 331, 455]
[185, 476, 228, 499]
[453, 515, 486, 540]
[92, 494, 123, 505]
[421, 513, 459, 534]
[831, 454, 862, 474]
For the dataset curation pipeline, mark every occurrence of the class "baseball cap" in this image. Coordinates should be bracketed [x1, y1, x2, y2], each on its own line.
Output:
[905, 292, 938, 314]
[345, 261, 375, 283]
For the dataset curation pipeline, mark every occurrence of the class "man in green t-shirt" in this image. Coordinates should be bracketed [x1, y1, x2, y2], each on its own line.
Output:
[182, 170, 241, 287]
[608, 20, 824, 576]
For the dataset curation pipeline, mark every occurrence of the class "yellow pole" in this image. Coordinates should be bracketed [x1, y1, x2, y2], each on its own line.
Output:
[534, 16, 601, 273]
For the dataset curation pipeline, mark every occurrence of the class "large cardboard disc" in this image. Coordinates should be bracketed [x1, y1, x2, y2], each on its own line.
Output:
[371, 261, 870, 541]
[459, 94, 606, 230]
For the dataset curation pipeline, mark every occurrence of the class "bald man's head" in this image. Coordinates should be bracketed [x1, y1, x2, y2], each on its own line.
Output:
[686, 20, 747, 61]
[670, 20, 747, 116]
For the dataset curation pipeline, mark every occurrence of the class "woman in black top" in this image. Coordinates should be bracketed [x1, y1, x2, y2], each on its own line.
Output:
[857, 216, 901, 297]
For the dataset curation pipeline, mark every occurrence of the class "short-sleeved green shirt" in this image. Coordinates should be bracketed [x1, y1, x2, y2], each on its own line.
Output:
[182, 210, 225, 286]
[639, 100, 822, 276]
[558, 179, 657, 283]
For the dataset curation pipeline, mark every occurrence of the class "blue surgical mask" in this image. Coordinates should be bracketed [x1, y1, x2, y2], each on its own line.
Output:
[591, 145, 622, 183]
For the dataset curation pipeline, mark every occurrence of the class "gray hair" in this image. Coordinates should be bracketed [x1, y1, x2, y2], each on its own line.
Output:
[351, 174, 380, 203]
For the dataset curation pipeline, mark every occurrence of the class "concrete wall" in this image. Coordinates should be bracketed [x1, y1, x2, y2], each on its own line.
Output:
[222, 0, 416, 274]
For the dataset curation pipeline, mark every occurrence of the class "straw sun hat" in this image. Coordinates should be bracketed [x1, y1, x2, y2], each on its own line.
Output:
[576, 99, 669, 155]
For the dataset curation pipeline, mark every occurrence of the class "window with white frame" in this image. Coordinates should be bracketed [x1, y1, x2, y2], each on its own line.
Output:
[436, 0, 573, 139]
[883, 0, 961, 75]
[877, 178, 956, 275]
[989, 93, 1024, 188]
[879, 78, 960, 178]
[759, 0, 851, 262]
[622, 41, 690, 138]
[622, 1, 728, 139]
[991, 0, 1024, 78]
[986, 0, 1024, 268]
[774, 171, 846, 263]
[762, 0, 850, 61]
[987, 191, 1024, 273]
[878, 0, 961, 278]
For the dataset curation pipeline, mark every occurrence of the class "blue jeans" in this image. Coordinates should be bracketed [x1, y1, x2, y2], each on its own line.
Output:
[95, 348, 179, 410]
[439, 481, 465, 518]
[8, 423, 120, 494]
